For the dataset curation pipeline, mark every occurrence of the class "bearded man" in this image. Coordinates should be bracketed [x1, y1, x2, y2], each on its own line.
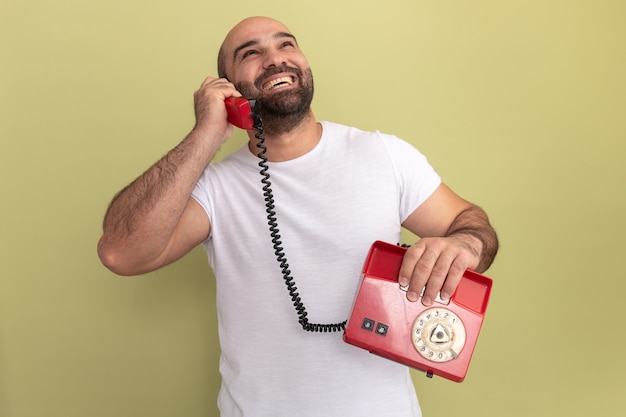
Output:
[98, 16, 498, 417]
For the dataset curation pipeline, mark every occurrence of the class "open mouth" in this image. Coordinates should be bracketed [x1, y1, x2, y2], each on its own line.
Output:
[262, 76, 296, 91]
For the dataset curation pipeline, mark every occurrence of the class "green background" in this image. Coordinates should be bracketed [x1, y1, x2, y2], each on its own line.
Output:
[1, 0, 625, 416]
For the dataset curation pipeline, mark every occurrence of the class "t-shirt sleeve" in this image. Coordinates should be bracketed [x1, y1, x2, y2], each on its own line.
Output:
[381, 134, 442, 222]
[190, 169, 214, 239]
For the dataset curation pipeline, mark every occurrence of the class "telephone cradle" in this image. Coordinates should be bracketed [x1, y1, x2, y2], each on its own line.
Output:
[344, 241, 493, 382]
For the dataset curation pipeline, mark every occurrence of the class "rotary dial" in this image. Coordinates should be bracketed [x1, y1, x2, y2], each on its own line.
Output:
[411, 308, 466, 363]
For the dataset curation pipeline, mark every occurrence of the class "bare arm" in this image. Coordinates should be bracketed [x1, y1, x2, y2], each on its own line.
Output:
[97, 77, 241, 275]
[400, 183, 499, 305]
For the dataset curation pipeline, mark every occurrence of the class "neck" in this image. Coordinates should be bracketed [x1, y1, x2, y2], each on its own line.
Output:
[247, 110, 321, 162]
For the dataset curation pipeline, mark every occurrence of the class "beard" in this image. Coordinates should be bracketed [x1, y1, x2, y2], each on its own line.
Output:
[235, 66, 314, 135]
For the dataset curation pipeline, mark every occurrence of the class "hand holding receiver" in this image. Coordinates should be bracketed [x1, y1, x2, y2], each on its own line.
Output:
[344, 241, 493, 382]
[192, 77, 244, 141]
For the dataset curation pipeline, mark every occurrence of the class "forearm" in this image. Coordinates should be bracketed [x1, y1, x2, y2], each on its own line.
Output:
[98, 129, 219, 271]
[445, 205, 499, 272]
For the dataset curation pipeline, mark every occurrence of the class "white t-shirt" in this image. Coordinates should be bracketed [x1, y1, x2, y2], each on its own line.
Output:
[192, 121, 441, 417]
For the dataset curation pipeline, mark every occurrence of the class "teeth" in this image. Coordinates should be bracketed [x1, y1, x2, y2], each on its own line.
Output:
[263, 76, 293, 90]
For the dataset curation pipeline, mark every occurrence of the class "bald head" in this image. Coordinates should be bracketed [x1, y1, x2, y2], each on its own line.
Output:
[217, 16, 297, 80]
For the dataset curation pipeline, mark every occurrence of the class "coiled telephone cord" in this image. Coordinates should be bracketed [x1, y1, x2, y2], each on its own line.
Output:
[252, 113, 347, 333]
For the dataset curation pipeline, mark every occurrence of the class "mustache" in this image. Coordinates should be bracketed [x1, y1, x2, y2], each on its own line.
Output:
[254, 65, 302, 89]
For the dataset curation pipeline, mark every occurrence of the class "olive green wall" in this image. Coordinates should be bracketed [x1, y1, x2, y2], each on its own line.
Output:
[1, 0, 625, 416]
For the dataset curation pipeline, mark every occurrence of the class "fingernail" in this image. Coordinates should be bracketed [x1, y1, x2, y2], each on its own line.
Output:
[407, 291, 419, 302]
[440, 292, 450, 303]
[398, 276, 409, 287]
[421, 295, 433, 306]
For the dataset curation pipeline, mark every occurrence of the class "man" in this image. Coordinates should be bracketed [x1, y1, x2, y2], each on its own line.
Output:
[98, 16, 498, 417]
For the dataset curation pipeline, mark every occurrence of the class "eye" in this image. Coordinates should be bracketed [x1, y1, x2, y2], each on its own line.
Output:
[241, 49, 258, 59]
[280, 41, 295, 49]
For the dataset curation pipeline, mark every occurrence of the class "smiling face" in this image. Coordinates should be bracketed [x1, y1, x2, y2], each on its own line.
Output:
[218, 17, 315, 134]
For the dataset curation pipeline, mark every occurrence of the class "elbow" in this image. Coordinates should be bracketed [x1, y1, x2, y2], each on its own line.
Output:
[97, 237, 144, 276]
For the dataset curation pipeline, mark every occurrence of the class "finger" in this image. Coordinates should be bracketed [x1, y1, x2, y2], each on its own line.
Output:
[197, 77, 241, 99]
[398, 243, 425, 288]
[199, 76, 218, 87]
[420, 251, 456, 306]
[438, 258, 468, 302]
[401, 243, 438, 303]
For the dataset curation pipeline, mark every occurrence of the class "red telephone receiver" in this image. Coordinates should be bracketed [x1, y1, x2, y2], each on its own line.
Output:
[225, 97, 255, 130]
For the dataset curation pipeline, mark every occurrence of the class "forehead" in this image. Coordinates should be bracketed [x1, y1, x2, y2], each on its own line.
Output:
[222, 17, 295, 57]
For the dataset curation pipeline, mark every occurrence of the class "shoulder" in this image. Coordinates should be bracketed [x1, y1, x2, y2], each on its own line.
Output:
[194, 144, 258, 194]
[321, 121, 385, 139]
[203, 143, 256, 175]
[320, 121, 421, 157]
[319, 121, 401, 153]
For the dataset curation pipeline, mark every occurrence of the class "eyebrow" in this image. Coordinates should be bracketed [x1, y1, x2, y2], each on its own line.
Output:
[232, 32, 298, 61]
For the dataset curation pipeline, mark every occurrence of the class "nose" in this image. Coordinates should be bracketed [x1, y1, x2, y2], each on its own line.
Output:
[262, 48, 287, 69]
